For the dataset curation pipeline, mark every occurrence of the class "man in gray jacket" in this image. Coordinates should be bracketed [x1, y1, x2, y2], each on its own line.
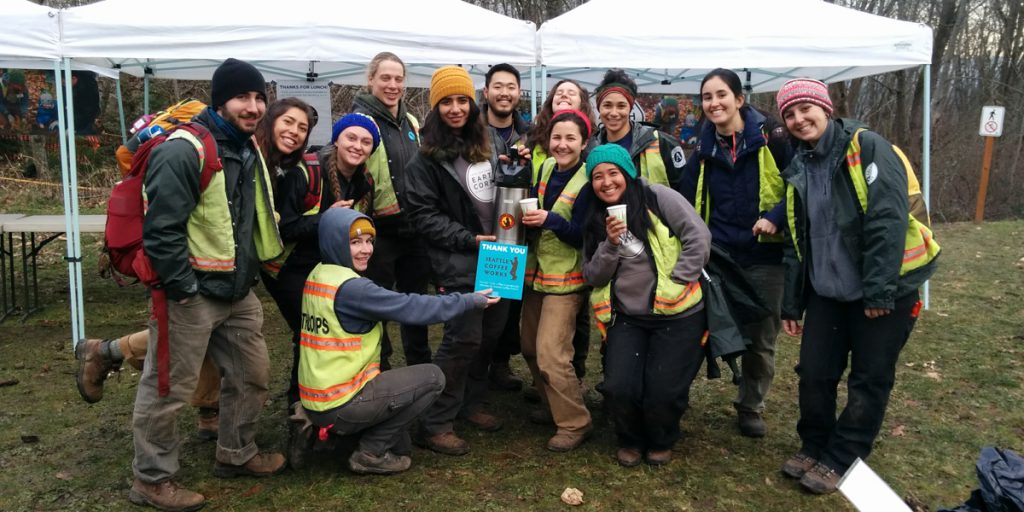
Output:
[130, 58, 285, 512]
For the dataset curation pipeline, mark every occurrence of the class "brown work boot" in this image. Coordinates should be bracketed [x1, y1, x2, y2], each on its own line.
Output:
[195, 408, 218, 441]
[348, 450, 412, 475]
[420, 431, 470, 456]
[800, 462, 841, 494]
[781, 452, 818, 479]
[645, 449, 673, 466]
[213, 452, 286, 479]
[464, 410, 503, 432]
[75, 338, 117, 403]
[488, 362, 523, 391]
[128, 478, 205, 512]
[547, 427, 592, 452]
[616, 447, 642, 468]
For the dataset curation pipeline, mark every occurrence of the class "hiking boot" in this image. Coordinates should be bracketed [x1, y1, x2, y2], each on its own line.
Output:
[287, 402, 314, 470]
[738, 411, 767, 438]
[529, 408, 554, 426]
[800, 462, 841, 494]
[781, 453, 818, 479]
[464, 410, 503, 432]
[419, 431, 470, 456]
[128, 479, 205, 512]
[547, 428, 591, 453]
[195, 408, 218, 441]
[523, 383, 541, 403]
[616, 447, 642, 468]
[645, 449, 673, 466]
[213, 452, 286, 479]
[348, 450, 412, 475]
[489, 362, 523, 391]
[75, 338, 116, 403]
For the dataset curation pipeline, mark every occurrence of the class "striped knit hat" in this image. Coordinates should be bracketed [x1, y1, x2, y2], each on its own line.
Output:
[776, 78, 833, 116]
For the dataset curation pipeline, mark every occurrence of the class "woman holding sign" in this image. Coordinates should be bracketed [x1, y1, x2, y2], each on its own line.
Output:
[403, 66, 510, 456]
[519, 110, 595, 452]
[582, 144, 711, 467]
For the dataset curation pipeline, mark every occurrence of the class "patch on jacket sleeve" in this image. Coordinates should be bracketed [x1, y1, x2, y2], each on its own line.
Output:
[864, 162, 878, 185]
[671, 146, 686, 168]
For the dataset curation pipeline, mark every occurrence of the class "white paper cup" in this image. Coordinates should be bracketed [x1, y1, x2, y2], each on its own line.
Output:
[607, 204, 627, 223]
[520, 197, 539, 213]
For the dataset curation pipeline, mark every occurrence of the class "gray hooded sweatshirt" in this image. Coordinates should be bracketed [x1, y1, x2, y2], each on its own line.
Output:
[318, 207, 488, 335]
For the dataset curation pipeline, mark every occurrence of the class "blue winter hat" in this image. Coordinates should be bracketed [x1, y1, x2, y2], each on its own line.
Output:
[585, 144, 637, 180]
[331, 113, 381, 151]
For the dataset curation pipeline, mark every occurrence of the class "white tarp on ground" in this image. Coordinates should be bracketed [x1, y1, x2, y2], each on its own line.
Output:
[60, 0, 537, 87]
[538, 0, 933, 93]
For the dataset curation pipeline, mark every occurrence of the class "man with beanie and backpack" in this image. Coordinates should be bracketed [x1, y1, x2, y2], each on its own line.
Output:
[129, 58, 285, 511]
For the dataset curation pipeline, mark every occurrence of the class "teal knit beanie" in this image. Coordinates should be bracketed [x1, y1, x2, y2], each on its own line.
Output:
[586, 144, 637, 180]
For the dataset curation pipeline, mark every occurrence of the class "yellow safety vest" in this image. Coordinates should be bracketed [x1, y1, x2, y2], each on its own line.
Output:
[590, 210, 703, 338]
[524, 158, 588, 294]
[363, 112, 419, 218]
[638, 132, 670, 186]
[785, 129, 940, 274]
[152, 130, 282, 272]
[694, 145, 785, 243]
[262, 160, 321, 278]
[298, 264, 382, 412]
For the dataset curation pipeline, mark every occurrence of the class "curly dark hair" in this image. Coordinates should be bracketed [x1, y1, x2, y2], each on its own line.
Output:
[525, 79, 595, 153]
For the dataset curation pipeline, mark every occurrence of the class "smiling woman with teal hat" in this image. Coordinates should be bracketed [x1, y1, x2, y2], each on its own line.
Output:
[581, 143, 711, 468]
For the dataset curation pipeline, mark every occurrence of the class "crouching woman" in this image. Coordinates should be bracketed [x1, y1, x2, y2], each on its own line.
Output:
[582, 144, 711, 467]
[298, 207, 498, 475]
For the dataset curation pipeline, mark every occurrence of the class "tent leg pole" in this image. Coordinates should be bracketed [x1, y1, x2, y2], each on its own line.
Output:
[116, 77, 127, 145]
[540, 66, 547, 108]
[57, 59, 85, 349]
[143, 73, 150, 114]
[922, 64, 931, 310]
[530, 66, 538, 120]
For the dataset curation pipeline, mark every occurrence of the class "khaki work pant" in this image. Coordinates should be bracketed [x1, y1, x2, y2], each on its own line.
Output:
[118, 330, 221, 409]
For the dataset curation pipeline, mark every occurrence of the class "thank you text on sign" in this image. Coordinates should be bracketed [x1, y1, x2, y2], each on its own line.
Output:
[474, 241, 527, 300]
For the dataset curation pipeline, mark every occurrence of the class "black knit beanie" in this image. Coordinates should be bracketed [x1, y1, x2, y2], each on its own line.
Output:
[210, 58, 267, 109]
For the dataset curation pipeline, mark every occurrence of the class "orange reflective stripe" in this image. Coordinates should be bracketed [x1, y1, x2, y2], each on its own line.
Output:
[188, 256, 234, 271]
[845, 151, 861, 170]
[299, 332, 361, 351]
[531, 270, 584, 286]
[299, 363, 380, 403]
[375, 202, 401, 217]
[303, 280, 338, 300]
[903, 227, 933, 264]
[556, 189, 577, 206]
[654, 281, 701, 311]
[537, 181, 547, 197]
[644, 140, 659, 154]
[592, 299, 611, 317]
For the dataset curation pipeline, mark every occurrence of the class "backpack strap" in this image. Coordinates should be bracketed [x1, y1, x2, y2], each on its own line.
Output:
[301, 153, 323, 212]
[170, 123, 222, 192]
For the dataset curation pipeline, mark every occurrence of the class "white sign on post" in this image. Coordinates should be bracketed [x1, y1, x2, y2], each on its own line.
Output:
[979, 106, 1005, 137]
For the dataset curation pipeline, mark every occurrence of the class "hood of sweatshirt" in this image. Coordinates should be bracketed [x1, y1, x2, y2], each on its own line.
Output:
[318, 207, 373, 268]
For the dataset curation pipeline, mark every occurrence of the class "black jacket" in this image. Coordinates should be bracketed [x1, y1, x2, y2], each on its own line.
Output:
[598, 121, 686, 186]
[143, 108, 265, 301]
[402, 131, 503, 290]
[352, 93, 420, 237]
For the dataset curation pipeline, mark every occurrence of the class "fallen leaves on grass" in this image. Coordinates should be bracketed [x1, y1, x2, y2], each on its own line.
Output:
[560, 488, 583, 506]
[891, 424, 907, 437]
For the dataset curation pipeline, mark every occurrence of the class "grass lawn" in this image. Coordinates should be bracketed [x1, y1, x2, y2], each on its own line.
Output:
[0, 215, 1021, 511]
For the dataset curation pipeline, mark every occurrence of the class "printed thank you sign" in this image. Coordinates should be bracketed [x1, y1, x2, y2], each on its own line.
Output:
[474, 241, 527, 300]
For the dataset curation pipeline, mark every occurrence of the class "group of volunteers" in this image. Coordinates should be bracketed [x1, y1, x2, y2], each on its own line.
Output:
[73, 54, 939, 512]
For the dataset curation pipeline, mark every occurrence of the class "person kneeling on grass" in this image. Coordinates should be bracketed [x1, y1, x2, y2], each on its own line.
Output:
[296, 207, 498, 475]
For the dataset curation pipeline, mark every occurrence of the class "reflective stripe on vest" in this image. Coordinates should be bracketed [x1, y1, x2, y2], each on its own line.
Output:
[146, 131, 282, 273]
[298, 264, 383, 412]
[637, 132, 670, 186]
[845, 129, 939, 275]
[363, 112, 419, 218]
[262, 160, 322, 278]
[524, 158, 588, 294]
[590, 210, 703, 339]
[695, 145, 785, 243]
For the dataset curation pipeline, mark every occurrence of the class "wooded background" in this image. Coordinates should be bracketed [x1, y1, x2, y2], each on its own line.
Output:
[28, 0, 1024, 221]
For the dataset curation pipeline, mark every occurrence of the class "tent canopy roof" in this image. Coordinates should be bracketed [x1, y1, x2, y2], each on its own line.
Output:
[61, 0, 537, 87]
[2, 0, 60, 63]
[538, 0, 933, 93]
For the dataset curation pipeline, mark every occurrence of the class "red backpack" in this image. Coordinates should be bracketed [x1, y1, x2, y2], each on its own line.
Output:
[103, 123, 222, 285]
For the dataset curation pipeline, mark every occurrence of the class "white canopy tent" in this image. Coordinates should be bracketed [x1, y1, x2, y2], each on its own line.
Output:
[538, 0, 933, 93]
[53, 0, 537, 345]
[0, 0, 60, 69]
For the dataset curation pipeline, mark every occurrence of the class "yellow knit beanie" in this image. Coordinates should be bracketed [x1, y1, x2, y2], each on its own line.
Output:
[429, 66, 476, 109]
[349, 218, 376, 239]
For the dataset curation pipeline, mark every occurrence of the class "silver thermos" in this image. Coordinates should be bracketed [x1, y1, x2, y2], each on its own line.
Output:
[492, 147, 532, 245]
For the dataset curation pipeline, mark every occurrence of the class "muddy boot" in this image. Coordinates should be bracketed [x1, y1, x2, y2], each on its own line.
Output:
[348, 450, 412, 475]
[213, 453, 286, 479]
[75, 338, 118, 403]
[128, 479, 205, 512]
[488, 361, 523, 391]
[195, 408, 218, 441]
[287, 402, 314, 470]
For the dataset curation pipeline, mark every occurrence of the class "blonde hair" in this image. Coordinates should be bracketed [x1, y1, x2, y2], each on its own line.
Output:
[367, 52, 406, 85]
